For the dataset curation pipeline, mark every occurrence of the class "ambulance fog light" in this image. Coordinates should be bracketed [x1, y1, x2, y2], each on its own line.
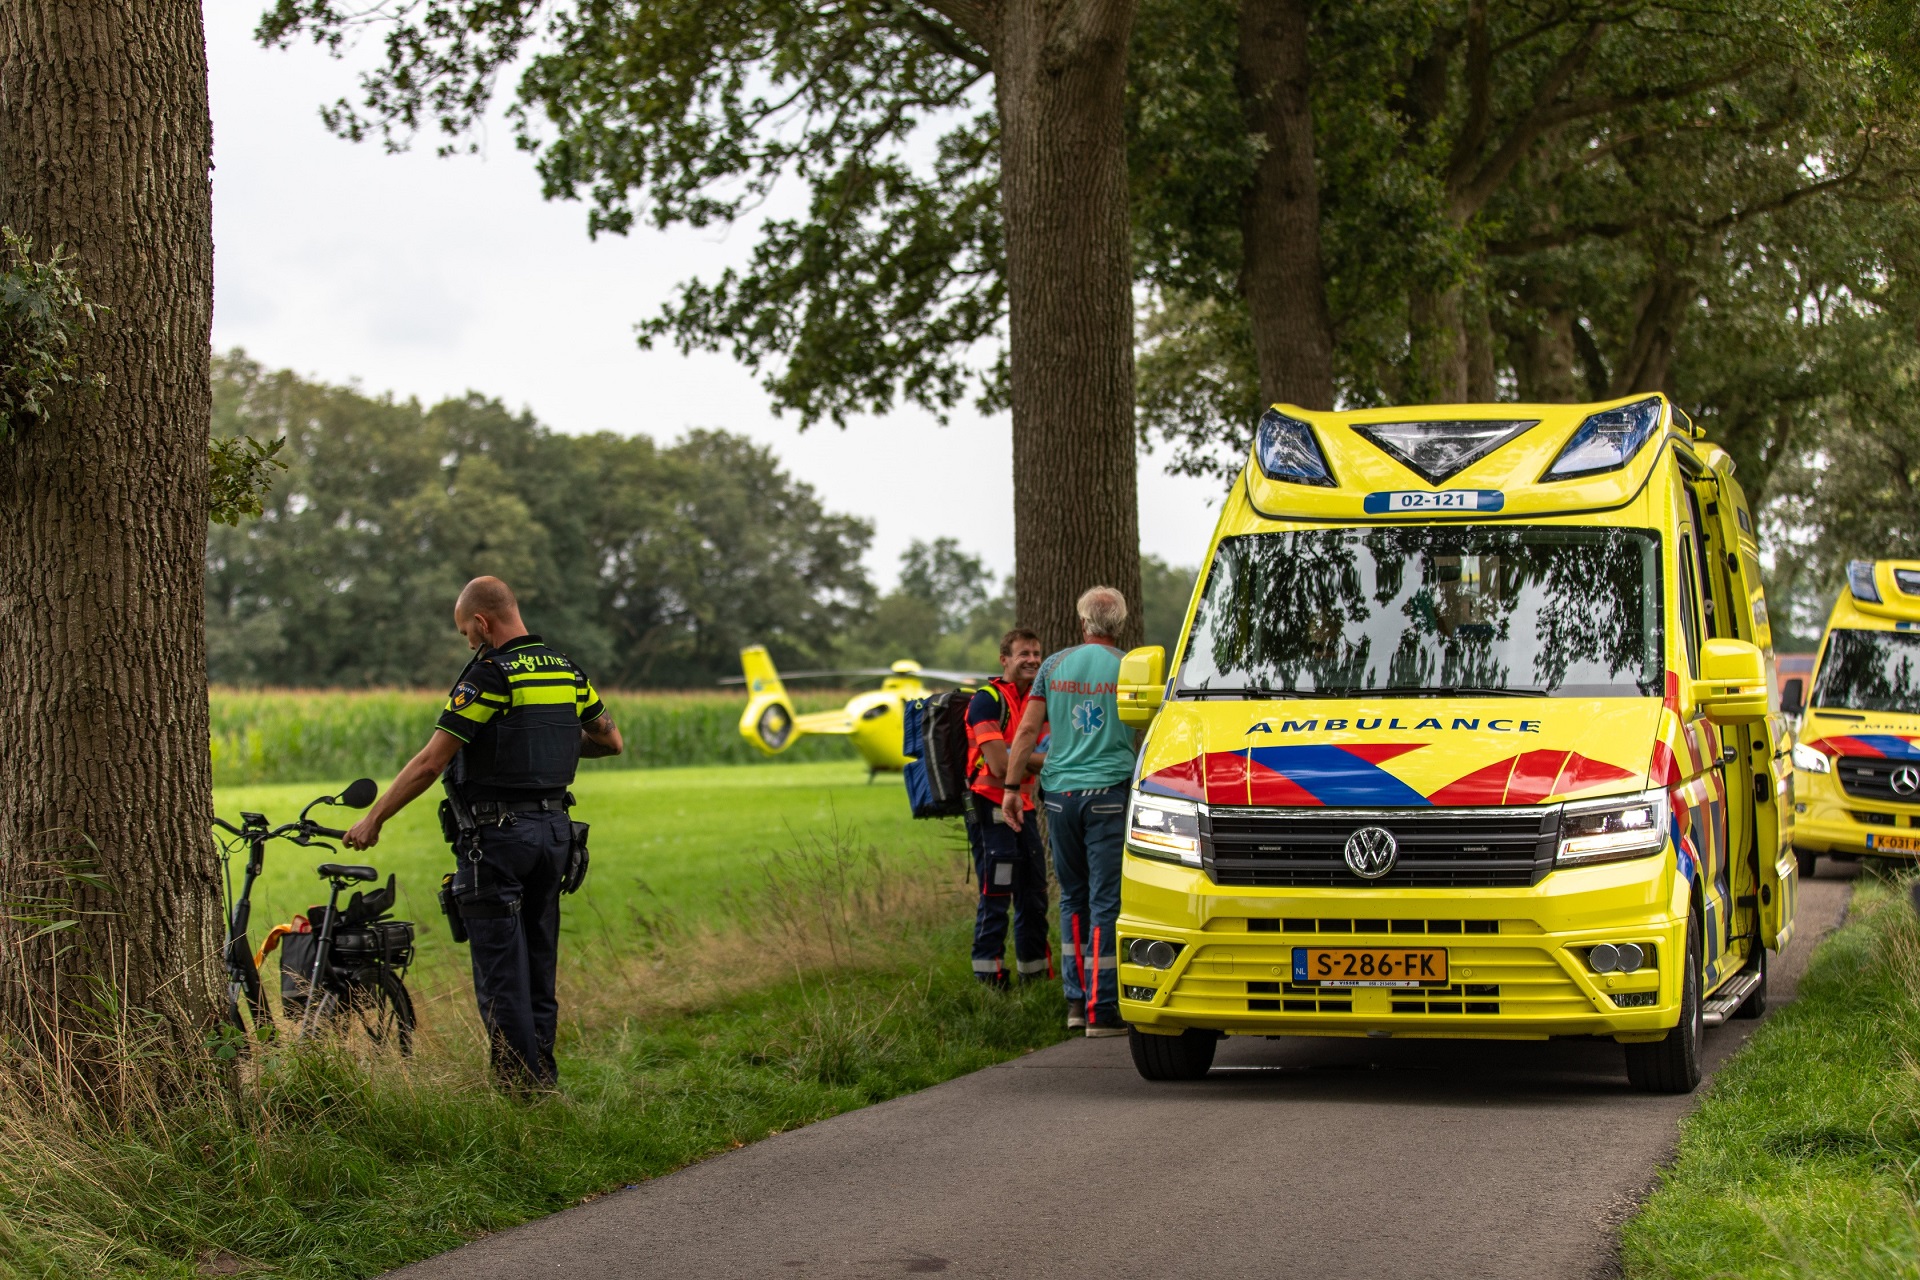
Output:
[1128, 793, 1204, 866]
[1127, 938, 1181, 970]
[1556, 789, 1667, 866]
[1588, 943, 1620, 973]
[1615, 943, 1645, 972]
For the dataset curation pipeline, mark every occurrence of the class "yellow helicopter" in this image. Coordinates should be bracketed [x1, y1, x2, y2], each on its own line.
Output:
[727, 646, 990, 773]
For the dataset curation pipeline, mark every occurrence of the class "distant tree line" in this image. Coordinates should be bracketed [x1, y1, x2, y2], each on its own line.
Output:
[208, 353, 1198, 688]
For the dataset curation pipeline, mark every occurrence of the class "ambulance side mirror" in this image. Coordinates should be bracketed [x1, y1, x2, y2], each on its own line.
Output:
[1117, 646, 1167, 728]
[1692, 638, 1768, 726]
[1780, 677, 1805, 718]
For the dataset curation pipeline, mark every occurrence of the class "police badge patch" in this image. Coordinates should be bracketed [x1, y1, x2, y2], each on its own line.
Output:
[449, 681, 481, 711]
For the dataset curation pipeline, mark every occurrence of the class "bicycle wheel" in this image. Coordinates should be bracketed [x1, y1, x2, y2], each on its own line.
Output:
[224, 944, 273, 1042]
[339, 968, 415, 1056]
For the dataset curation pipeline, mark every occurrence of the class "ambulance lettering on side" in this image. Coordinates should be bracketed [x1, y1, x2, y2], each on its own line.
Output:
[1107, 394, 1795, 1096]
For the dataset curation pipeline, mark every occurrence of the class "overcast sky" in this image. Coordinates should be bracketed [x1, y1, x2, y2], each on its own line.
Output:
[204, 0, 1230, 588]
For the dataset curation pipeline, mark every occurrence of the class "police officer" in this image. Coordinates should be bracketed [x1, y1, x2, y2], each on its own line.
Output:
[346, 576, 622, 1089]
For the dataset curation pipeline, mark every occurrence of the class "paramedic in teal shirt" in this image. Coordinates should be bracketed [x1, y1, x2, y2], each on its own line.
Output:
[1002, 586, 1137, 1036]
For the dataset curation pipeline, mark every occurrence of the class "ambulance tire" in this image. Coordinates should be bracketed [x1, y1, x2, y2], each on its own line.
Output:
[1625, 914, 1703, 1095]
[1732, 945, 1767, 1020]
[1129, 1027, 1216, 1081]
[1795, 849, 1819, 881]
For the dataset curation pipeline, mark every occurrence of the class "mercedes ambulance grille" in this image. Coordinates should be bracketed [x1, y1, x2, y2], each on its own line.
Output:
[1204, 806, 1558, 888]
[1836, 757, 1920, 804]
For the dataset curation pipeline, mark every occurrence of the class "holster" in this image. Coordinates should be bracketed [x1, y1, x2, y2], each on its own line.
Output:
[439, 873, 470, 944]
[562, 821, 590, 895]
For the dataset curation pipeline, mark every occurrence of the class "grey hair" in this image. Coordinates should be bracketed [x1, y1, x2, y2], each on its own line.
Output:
[1077, 586, 1128, 638]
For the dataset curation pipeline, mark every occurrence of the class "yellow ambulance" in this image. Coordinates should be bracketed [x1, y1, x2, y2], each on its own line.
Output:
[1114, 395, 1796, 1093]
[1787, 559, 1920, 876]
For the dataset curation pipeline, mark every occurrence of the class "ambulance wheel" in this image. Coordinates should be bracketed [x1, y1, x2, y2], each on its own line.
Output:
[1626, 913, 1703, 1095]
[1129, 1027, 1216, 1081]
[1796, 848, 1819, 881]
[1733, 944, 1767, 1020]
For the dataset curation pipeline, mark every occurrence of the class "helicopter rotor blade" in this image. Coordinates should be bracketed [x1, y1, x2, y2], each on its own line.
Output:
[912, 668, 995, 684]
[717, 668, 894, 685]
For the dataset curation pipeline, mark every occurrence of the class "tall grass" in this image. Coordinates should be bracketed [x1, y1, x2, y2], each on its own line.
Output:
[0, 823, 1062, 1279]
[1622, 874, 1920, 1279]
[209, 687, 859, 785]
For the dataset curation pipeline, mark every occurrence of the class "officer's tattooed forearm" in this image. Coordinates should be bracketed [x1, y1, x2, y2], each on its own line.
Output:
[580, 712, 620, 758]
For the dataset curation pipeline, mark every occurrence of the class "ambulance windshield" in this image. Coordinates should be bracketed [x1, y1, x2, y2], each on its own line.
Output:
[1811, 629, 1920, 714]
[1177, 526, 1663, 699]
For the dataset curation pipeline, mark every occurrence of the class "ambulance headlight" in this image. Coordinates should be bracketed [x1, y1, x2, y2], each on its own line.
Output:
[1254, 409, 1335, 487]
[1791, 742, 1831, 774]
[1128, 793, 1203, 866]
[1556, 789, 1666, 866]
[1542, 397, 1663, 480]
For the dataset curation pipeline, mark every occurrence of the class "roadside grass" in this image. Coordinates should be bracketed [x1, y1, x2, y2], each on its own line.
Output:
[0, 821, 1065, 1279]
[210, 687, 860, 786]
[214, 761, 963, 993]
[1623, 876, 1920, 1279]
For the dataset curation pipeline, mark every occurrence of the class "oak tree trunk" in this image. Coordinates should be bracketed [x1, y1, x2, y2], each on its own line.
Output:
[1407, 285, 1469, 402]
[993, 0, 1143, 653]
[1236, 0, 1333, 411]
[0, 0, 220, 1071]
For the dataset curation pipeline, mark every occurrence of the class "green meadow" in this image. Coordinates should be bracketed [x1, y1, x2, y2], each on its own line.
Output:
[214, 760, 962, 988]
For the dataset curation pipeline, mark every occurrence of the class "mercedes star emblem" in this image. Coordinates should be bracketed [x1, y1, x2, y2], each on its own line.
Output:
[1344, 826, 1399, 880]
[1894, 766, 1920, 797]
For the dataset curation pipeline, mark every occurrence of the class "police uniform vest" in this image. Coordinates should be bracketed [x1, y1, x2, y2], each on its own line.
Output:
[440, 636, 596, 802]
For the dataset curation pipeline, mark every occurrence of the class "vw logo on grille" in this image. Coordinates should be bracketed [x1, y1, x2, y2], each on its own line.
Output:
[1344, 826, 1399, 880]
[1894, 766, 1920, 796]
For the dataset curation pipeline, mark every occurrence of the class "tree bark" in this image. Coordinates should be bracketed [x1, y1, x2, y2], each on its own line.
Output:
[1236, 0, 1333, 411]
[992, 0, 1143, 652]
[0, 0, 220, 1070]
[1407, 285, 1469, 402]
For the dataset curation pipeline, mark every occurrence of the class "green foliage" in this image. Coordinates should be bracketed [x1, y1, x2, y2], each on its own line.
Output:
[0, 228, 105, 440]
[207, 351, 874, 688]
[1622, 877, 1920, 1279]
[208, 432, 288, 526]
[208, 688, 864, 785]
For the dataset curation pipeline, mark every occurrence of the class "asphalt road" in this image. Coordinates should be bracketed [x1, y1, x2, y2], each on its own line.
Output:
[392, 869, 1855, 1280]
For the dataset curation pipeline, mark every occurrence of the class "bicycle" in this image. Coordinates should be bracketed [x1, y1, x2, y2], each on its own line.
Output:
[214, 778, 418, 1055]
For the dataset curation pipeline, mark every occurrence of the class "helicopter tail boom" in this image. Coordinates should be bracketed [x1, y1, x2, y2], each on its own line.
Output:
[738, 646, 843, 754]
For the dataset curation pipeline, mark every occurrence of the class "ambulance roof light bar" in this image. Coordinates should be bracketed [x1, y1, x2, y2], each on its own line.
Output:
[1254, 409, 1335, 487]
[1352, 417, 1538, 485]
[1542, 397, 1665, 481]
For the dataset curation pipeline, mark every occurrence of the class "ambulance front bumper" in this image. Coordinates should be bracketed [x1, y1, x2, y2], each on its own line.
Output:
[1117, 850, 1688, 1041]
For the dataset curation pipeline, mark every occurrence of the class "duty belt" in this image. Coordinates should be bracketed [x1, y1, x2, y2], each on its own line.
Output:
[470, 792, 573, 820]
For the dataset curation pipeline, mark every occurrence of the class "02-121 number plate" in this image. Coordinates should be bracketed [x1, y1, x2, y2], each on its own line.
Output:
[1293, 947, 1449, 987]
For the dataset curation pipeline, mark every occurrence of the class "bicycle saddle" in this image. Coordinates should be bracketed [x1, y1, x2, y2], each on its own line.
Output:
[318, 863, 378, 882]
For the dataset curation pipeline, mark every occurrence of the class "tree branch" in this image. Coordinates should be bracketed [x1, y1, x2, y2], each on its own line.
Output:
[887, 1, 991, 70]
[910, 0, 997, 50]
[1448, 21, 1604, 218]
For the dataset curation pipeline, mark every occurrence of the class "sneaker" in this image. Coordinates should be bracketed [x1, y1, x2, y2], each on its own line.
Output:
[1085, 1024, 1128, 1038]
[1066, 1007, 1087, 1030]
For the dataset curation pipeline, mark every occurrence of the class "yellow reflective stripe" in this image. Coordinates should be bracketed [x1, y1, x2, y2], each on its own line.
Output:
[511, 685, 580, 707]
[451, 702, 501, 724]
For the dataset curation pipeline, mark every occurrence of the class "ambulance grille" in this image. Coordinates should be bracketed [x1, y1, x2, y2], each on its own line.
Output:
[1204, 806, 1556, 888]
[1836, 757, 1920, 805]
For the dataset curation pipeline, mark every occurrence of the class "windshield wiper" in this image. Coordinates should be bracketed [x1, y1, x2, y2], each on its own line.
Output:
[1176, 686, 1315, 700]
[1355, 684, 1549, 698]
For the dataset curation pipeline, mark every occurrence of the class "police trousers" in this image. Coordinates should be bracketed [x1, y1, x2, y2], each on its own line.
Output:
[966, 795, 1050, 985]
[461, 810, 569, 1088]
[1046, 784, 1128, 1028]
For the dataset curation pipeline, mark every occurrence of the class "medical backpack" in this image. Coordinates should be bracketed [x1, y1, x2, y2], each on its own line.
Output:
[902, 689, 974, 818]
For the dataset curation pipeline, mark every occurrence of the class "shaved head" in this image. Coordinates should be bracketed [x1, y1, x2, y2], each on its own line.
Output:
[456, 576, 518, 623]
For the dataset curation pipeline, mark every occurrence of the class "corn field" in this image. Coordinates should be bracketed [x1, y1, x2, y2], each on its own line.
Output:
[209, 687, 857, 785]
